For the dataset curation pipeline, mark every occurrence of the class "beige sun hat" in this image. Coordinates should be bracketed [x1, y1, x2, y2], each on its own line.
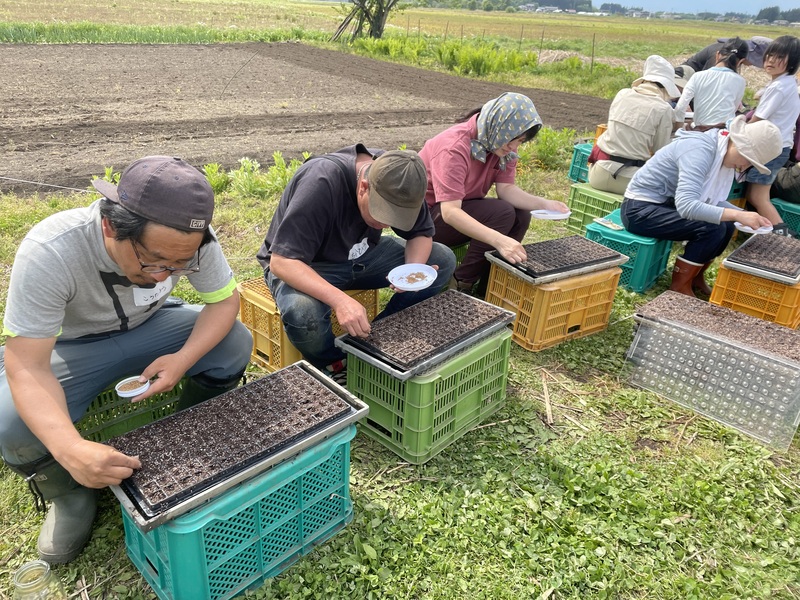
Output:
[727, 115, 782, 175]
[633, 55, 681, 99]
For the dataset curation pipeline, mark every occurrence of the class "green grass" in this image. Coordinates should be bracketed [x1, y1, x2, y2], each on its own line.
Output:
[2, 144, 800, 599]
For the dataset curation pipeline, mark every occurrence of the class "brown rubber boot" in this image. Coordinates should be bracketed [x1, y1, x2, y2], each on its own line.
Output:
[692, 262, 714, 296]
[669, 258, 703, 297]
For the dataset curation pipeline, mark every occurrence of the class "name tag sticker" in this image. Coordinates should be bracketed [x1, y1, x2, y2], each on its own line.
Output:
[133, 279, 173, 306]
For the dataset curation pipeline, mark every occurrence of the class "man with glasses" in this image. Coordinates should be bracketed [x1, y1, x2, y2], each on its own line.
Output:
[0, 156, 252, 564]
[257, 145, 456, 382]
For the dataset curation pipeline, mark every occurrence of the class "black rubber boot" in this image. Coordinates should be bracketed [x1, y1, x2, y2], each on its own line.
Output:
[5, 456, 97, 565]
[176, 371, 244, 411]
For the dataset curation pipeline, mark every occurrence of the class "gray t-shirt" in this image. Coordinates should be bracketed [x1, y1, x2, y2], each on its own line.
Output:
[3, 200, 236, 340]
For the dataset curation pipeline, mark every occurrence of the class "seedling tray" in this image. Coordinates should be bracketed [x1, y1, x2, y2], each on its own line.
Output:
[335, 290, 514, 380]
[487, 236, 625, 282]
[110, 361, 368, 532]
[723, 234, 800, 284]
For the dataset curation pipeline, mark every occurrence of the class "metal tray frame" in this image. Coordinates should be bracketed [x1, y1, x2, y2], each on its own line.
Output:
[110, 360, 369, 533]
[334, 296, 515, 381]
[485, 250, 629, 285]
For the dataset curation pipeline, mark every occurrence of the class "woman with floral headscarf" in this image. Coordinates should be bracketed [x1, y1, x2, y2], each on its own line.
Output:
[419, 92, 568, 297]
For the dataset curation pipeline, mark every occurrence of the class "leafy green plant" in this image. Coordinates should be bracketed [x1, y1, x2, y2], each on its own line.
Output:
[529, 126, 578, 170]
[203, 163, 230, 194]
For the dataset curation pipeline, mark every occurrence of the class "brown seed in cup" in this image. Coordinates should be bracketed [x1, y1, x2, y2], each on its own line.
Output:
[118, 380, 145, 392]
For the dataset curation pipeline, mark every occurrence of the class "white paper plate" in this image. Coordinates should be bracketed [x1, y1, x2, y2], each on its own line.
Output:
[531, 209, 571, 220]
[387, 264, 437, 292]
[115, 376, 150, 398]
[734, 222, 773, 234]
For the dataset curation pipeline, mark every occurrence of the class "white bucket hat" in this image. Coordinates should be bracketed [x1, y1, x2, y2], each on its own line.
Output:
[728, 115, 782, 175]
[633, 55, 681, 99]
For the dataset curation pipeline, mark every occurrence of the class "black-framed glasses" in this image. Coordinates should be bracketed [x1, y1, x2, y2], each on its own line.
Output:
[130, 239, 200, 276]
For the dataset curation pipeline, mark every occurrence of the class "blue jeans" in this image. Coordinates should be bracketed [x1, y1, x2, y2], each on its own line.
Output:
[267, 237, 456, 369]
[0, 305, 253, 464]
[621, 199, 734, 264]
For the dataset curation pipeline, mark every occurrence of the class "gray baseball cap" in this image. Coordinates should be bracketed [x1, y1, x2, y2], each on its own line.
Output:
[92, 156, 213, 231]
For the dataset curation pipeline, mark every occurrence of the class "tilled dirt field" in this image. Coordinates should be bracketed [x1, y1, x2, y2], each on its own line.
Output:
[0, 41, 610, 194]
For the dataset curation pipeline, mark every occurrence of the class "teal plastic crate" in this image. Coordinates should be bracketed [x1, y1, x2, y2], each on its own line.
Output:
[347, 328, 511, 464]
[76, 379, 185, 443]
[584, 209, 673, 293]
[568, 143, 593, 183]
[773, 197, 800, 232]
[728, 178, 746, 202]
[123, 424, 355, 600]
[566, 183, 624, 234]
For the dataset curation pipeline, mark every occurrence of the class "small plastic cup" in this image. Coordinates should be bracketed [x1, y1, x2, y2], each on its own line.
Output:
[115, 376, 150, 398]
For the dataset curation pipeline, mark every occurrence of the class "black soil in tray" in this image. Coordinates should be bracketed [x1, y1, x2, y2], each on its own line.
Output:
[342, 290, 512, 370]
[109, 364, 351, 518]
[636, 291, 800, 364]
[494, 235, 622, 278]
[726, 234, 800, 279]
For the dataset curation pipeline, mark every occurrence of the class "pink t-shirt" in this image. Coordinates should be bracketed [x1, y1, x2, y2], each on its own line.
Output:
[419, 115, 517, 208]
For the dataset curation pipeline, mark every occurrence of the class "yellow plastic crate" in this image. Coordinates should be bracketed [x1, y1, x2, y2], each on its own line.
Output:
[595, 123, 607, 141]
[709, 265, 800, 329]
[485, 264, 621, 351]
[237, 278, 380, 372]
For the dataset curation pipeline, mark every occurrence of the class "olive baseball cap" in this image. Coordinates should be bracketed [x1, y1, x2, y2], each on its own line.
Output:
[92, 156, 214, 232]
[367, 150, 427, 231]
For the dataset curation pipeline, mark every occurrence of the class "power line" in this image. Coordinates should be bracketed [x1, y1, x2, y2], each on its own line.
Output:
[0, 175, 92, 194]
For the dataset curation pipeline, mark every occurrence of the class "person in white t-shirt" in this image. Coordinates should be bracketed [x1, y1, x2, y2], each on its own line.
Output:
[744, 35, 800, 236]
[674, 38, 748, 129]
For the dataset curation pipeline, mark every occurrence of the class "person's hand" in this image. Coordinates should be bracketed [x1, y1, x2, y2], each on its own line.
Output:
[495, 235, 527, 264]
[736, 211, 772, 230]
[333, 294, 371, 338]
[136, 354, 192, 400]
[542, 199, 569, 213]
[57, 438, 141, 489]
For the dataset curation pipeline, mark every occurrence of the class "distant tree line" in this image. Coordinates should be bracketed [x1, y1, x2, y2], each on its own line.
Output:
[756, 5, 800, 22]
[413, 0, 800, 19]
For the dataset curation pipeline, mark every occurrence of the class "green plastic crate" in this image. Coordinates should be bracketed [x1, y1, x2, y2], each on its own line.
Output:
[773, 197, 800, 232]
[566, 183, 624, 235]
[76, 380, 185, 443]
[347, 328, 511, 464]
[123, 424, 355, 600]
[450, 242, 469, 267]
[584, 209, 673, 293]
[568, 143, 593, 183]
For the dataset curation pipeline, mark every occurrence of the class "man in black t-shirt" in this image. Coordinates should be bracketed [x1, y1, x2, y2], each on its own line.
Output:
[682, 36, 772, 72]
[257, 144, 456, 374]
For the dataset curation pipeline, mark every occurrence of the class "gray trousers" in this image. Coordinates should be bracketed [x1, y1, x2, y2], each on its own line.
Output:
[0, 305, 252, 464]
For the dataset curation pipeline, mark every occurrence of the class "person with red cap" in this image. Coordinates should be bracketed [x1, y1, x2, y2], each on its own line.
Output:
[0, 156, 252, 564]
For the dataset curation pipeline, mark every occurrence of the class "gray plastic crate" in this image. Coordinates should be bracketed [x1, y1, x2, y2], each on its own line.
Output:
[627, 318, 800, 451]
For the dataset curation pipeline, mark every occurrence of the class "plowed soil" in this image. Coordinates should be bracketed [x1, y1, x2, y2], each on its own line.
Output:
[0, 42, 610, 194]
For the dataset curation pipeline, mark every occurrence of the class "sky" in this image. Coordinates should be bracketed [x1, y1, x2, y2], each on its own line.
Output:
[631, 0, 795, 15]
